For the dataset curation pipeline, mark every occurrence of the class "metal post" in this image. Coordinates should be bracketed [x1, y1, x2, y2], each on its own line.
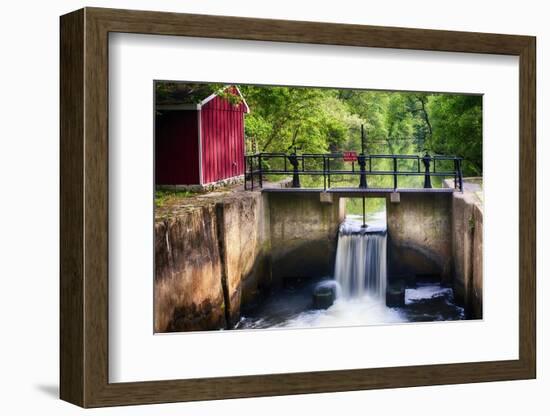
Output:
[453, 158, 458, 189]
[458, 159, 463, 192]
[358, 154, 367, 188]
[288, 152, 301, 188]
[422, 152, 432, 189]
[323, 156, 327, 191]
[361, 196, 367, 228]
[328, 158, 331, 189]
[358, 125, 368, 188]
[393, 157, 398, 190]
[258, 154, 263, 188]
[250, 155, 254, 190]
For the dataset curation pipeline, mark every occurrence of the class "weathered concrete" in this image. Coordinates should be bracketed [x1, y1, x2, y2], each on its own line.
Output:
[155, 183, 483, 331]
[450, 187, 483, 319]
[386, 193, 453, 283]
[216, 193, 272, 326]
[268, 192, 345, 287]
[154, 191, 271, 332]
[154, 205, 225, 332]
[155, 189, 342, 332]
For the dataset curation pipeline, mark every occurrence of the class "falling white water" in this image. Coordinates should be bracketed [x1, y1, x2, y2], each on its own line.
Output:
[334, 217, 387, 300]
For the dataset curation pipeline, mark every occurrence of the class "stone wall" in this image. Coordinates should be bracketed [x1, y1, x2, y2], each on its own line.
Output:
[154, 192, 271, 332]
[268, 192, 345, 287]
[154, 205, 225, 332]
[386, 193, 453, 282]
[154, 191, 344, 332]
[216, 193, 272, 326]
[451, 191, 483, 319]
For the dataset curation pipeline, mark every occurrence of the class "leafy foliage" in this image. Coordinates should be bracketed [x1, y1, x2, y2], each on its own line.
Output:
[240, 86, 339, 154]
[241, 86, 482, 176]
[426, 95, 483, 175]
[155, 81, 483, 176]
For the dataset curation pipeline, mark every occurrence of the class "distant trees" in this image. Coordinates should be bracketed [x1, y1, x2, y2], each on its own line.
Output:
[239, 86, 350, 154]
[426, 95, 483, 175]
[241, 86, 482, 176]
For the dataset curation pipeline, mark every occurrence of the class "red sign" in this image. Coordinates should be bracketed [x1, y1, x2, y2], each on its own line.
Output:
[343, 151, 358, 162]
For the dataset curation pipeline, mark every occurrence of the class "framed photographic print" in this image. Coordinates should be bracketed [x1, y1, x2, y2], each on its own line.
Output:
[60, 7, 536, 408]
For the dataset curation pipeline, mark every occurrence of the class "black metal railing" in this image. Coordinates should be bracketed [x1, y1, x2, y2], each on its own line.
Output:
[244, 152, 463, 192]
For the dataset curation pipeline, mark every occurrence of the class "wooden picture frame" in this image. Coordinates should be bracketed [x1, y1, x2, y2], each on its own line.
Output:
[60, 7, 536, 408]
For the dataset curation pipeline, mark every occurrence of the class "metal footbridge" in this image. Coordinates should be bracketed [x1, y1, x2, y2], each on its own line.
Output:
[244, 152, 464, 194]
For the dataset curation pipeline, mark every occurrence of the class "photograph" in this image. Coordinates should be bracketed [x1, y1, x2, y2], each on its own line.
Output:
[52, 4, 538, 409]
[153, 81, 483, 333]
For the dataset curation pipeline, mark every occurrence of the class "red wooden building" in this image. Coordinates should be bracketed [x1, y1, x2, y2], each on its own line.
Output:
[155, 85, 249, 187]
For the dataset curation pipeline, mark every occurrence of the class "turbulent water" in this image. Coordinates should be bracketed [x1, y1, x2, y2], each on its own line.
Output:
[236, 210, 464, 331]
[236, 281, 405, 330]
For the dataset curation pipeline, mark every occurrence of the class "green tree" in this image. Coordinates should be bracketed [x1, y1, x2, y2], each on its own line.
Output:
[240, 86, 353, 154]
[338, 89, 388, 141]
[426, 95, 483, 175]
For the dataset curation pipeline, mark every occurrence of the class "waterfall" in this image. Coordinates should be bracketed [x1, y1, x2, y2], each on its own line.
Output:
[334, 218, 387, 300]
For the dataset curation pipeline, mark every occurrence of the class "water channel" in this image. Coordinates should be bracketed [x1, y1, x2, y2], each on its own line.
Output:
[237, 207, 464, 330]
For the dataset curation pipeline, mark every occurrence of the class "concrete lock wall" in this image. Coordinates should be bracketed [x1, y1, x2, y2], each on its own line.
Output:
[155, 187, 483, 331]
[451, 191, 483, 319]
[216, 192, 273, 325]
[386, 193, 453, 283]
[385, 189, 483, 319]
[268, 192, 345, 287]
[154, 191, 345, 332]
[154, 205, 225, 332]
[154, 192, 272, 332]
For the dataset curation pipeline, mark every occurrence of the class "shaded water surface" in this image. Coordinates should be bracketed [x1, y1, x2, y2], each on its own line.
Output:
[237, 212, 464, 331]
[236, 279, 463, 330]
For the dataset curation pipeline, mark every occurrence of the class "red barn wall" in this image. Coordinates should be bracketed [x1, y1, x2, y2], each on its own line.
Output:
[200, 95, 246, 184]
[155, 110, 200, 185]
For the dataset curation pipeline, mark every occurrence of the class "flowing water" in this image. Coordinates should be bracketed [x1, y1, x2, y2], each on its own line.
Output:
[334, 216, 387, 300]
[236, 210, 464, 331]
